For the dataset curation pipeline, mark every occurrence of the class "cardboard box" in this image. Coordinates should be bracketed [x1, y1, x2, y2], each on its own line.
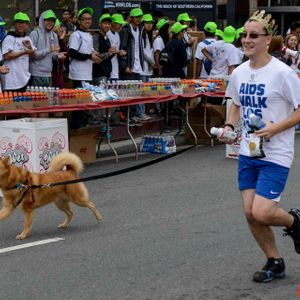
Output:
[0, 118, 69, 172]
[69, 127, 99, 164]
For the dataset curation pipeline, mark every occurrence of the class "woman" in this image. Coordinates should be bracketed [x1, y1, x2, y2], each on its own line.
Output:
[153, 18, 170, 77]
[140, 14, 155, 82]
[283, 34, 300, 72]
[225, 10, 300, 283]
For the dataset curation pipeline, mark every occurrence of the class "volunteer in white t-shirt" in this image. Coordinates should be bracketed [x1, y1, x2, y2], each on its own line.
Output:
[224, 10, 300, 283]
[202, 25, 241, 76]
[68, 7, 101, 88]
[107, 14, 127, 80]
[195, 21, 217, 78]
[2, 12, 35, 92]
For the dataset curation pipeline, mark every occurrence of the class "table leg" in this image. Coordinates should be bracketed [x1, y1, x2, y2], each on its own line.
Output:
[185, 101, 198, 145]
[105, 108, 119, 163]
[126, 106, 138, 160]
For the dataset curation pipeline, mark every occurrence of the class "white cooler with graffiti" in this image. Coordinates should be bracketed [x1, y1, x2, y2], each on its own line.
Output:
[0, 118, 69, 173]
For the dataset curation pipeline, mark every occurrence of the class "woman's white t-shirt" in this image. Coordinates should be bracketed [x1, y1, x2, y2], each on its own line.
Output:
[69, 30, 94, 81]
[205, 40, 241, 76]
[226, 57, 300, 168]
[1, 35, 33, 89]
[141, 34, 153, 76]
[107, 30, 120, 79]
[153, 36, 165, 53]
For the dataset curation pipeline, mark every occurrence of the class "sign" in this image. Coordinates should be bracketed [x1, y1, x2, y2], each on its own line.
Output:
[104, 1, 140, 8]
[154, 2, 213, 10]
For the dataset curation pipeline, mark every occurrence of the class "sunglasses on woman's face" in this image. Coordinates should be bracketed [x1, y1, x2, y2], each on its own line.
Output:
[241, 32, 269, 39]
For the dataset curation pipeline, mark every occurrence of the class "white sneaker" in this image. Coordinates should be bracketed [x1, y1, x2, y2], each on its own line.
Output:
[139, 114, 151, 121]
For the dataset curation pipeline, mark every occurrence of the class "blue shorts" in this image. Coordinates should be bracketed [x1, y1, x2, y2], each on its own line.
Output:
[238, 155, 289, 202]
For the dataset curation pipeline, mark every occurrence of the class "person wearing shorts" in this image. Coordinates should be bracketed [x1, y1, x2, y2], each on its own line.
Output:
[224, 10, 300, 283]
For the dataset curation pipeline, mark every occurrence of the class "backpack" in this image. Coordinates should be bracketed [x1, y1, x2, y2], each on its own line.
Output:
[159, 41, 175, 67]
[203, 39, 213, 75]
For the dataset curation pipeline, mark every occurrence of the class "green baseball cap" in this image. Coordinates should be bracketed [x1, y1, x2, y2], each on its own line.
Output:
[55, 19, 60, 27]
[223, 25, 236, 43]
[99, 14, 111, 23]
[111, 13, 126, 25]
[236, 26, 244, 39]
[0, 21, 5, 26]
[215, 29, 223, 39]
[130, 8, 143, 17]
[156, 18, 168, 30]
[13, 12, 30, 23]
[44, 10, 57, 20]
[204, 21, 217, 33]
[142, 14, 154, 23]
[77, 7, 93, 20]
[171, 22, 187, 35]
[177, 13, 192, 22]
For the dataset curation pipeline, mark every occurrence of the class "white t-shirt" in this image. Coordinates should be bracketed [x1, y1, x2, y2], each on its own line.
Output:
[69, 30, 94, 81]
[107, 30, 120, 79]
[153, 36, 165, 53]
[130, 24, 142, 74]
[195, 38, 216, 78]
[1, 35, 33, 89]
[226, 57, 300, 168]
[205, 40, 241, 76]
[141, 34, 153, 76]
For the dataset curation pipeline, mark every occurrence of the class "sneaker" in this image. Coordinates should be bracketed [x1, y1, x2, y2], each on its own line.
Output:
[134, 114, 151, 121]
[252, 258, 285, 283]
[283, 208, 300, 253]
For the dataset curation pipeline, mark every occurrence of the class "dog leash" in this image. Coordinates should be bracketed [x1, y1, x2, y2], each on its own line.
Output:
[18, 144, 197, 190]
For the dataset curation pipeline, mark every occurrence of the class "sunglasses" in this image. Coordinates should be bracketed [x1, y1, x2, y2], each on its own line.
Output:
[241, 32, 269, 39]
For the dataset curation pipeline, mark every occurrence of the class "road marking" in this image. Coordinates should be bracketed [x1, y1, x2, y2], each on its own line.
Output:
[0, 237, 64, 254]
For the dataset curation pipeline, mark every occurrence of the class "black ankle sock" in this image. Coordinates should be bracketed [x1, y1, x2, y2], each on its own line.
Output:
[289, 216, 297, 231]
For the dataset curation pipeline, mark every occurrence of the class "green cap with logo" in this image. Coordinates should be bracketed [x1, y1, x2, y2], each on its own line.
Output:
[177, 12, 192, 22]
[223, 25, 236, 43]
[77, 7, 94, 20]
[142, 14, 154, 23]
[236, 26, 244, 39]
[0, 20, 5, 26]
[44, 10, 57, 20]
[111, 13, 126, 25]
[204, 21, 217, 33]
[156, 18, 168, 30]
[130, 8, 143, 17]
[171, 22, 187, 35]
[13, 12, 30, 23]
[99, 13, 111, 23]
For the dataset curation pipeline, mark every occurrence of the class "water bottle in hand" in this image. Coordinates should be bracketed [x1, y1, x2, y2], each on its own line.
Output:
[210, 127, 237, 142]
[249, 113, 266, 130]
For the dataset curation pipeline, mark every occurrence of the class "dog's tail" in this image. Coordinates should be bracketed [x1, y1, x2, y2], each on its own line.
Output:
[49, 152, 84, 176]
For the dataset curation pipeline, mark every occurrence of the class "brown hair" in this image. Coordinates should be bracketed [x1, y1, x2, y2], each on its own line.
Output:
[268, 35, 284, 53]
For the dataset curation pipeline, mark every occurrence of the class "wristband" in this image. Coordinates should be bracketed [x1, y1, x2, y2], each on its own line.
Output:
[223, 123, 235, 131]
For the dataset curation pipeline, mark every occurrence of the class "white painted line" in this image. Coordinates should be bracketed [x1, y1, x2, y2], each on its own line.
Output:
[0, 237, 64, 254]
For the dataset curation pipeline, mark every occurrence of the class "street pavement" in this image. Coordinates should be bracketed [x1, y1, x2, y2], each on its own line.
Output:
[1, 135, 300, 299]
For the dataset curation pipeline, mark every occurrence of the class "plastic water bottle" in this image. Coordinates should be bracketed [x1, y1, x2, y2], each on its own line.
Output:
[210, 127, 237, 141]
[249, 113, 266, 130]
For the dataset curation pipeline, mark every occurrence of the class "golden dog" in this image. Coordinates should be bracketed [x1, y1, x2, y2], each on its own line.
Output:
[0, 152, 102, 239]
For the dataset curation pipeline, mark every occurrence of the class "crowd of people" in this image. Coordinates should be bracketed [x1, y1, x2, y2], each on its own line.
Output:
[0, 7, 299, 127]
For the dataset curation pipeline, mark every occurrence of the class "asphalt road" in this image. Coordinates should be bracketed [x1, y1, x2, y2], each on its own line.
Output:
[1, 136, 300, 300]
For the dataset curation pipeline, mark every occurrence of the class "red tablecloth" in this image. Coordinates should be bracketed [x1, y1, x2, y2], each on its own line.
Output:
[0, 92, 225, 115]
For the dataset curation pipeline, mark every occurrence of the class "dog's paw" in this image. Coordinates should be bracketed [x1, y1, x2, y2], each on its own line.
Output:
[15, 233, 27, 240]
[58, 223, 68, 229]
